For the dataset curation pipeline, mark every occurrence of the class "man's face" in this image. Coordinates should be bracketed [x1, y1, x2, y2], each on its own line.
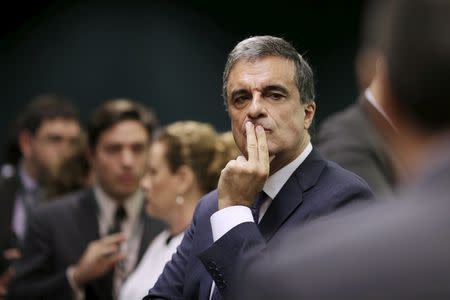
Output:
[27, 118, 81, 182]
[90, 120, 150, 201]
[226, 56, 315, 173]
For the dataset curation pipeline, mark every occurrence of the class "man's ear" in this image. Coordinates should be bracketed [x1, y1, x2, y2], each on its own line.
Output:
[378, 59, 400, 127]
[175, 165, 195, 195]
[18, 130, 33, 159]
[304, 101, 316, 130]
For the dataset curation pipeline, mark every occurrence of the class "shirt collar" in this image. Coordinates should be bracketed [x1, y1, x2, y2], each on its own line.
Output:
[365, 88, 398, 132]
[263, 142, 312, 199]
[93, 184, 143, 224]
[18, 161, 38, 192]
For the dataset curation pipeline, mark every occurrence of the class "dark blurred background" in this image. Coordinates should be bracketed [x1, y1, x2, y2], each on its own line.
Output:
[0, 0, 367, 161]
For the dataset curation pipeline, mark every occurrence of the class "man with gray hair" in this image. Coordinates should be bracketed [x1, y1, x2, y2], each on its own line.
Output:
[145, 35, 373, 300]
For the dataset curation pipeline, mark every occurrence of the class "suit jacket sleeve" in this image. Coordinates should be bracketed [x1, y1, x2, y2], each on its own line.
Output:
[7, 208, 72, 299]
[198, 222, 265, 299]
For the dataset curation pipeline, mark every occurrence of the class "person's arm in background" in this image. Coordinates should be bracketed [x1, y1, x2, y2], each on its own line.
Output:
[7, 209, 73, 299]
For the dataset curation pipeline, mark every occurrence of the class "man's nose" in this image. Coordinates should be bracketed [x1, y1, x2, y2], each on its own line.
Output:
[60, 139, 76, 158]
[121, 149, 135, 167]
[247, 94, 266, 119]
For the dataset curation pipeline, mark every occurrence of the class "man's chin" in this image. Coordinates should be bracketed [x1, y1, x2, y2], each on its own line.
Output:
[112, 188, 138, 201]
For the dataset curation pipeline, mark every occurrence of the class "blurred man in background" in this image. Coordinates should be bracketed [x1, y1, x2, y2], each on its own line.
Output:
[0, 95, 81, 297]
[316, 1, 400, 195]
[8, 99, 165, 300]
[239, 0, 450, 298]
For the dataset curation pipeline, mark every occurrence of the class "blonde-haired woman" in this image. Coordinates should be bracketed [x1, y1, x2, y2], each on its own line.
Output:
[119, 121, 236, 300]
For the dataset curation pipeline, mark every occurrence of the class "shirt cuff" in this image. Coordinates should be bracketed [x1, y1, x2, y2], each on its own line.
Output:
[210, 205, 254, 241]
[66, 266, 85, 300]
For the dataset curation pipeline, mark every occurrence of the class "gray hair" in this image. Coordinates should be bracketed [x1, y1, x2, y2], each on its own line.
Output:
[222, 35, 315, 105]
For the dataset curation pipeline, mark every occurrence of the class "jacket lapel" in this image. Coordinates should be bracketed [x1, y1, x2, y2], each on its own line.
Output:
[258, 149, 326, 241]
[76, 189, 100, 244]
[75, 189, 113, 300]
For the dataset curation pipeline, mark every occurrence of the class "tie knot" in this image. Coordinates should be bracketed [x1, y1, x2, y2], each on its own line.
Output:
[109, 205, 127, 234]
[115, 205, 127, 221]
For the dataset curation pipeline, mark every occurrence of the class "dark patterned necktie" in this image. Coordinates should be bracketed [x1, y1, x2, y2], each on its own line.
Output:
[251, 191, 268, 223]
[108, 205, 127, 299]
[108, 205, 126, 234]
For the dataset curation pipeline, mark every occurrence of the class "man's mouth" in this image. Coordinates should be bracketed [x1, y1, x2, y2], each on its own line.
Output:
[242, 125, 271, 135]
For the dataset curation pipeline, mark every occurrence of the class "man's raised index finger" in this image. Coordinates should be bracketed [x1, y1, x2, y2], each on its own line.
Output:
[246, 121, 258, 162]
[256, 125, 269, 168]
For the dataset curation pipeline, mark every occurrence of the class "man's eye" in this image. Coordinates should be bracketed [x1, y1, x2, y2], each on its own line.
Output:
[47, 136, 63, 143]
[269, 93, 283, 100]
[105, 145, 121, 154]
[234, 96, 249, 105]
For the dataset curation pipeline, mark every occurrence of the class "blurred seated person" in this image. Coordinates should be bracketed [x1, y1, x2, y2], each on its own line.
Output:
[119, 121, 235, 300]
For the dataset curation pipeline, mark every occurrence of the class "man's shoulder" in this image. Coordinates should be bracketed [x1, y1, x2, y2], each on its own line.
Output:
[300, 148, 371, 192]
[34, 188, 92, 218]
[321, 159, 371, 188]
[192, 189, 219, 218]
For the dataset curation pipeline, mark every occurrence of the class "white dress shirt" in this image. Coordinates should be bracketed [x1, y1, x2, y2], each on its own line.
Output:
[119, 230, 184, 300]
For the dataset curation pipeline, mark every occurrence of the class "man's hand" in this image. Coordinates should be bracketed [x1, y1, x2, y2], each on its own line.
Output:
[0, 248, 21, 298]
[72, 233, 127, 287]
[218, 122, 270, 210]
[0, 267, 15, 298]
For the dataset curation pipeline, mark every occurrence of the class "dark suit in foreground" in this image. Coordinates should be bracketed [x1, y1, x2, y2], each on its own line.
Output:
[145, 149, 373, 300]
[238, 144, 450, 299]
[7, 188, 165, 300]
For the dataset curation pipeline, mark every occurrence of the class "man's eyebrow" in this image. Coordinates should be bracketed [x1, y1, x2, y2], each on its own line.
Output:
[230, 89, 250, 99]
[262, 85, 289, 94]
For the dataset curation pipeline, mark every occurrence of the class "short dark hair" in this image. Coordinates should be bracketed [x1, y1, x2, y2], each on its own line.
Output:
[17, 94, 79, 135]
[380, 0, 450, 131]
[222, 35, 315, 105]
[87, 99, 158, 149]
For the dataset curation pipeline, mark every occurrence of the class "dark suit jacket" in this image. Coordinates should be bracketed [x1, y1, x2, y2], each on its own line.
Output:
[316, 94, 397, 195]
[0, 173, 20, 243]
[7, 188, 166, 300]
[0, 173, 21, 272]
[145, 149, 373, 300]
[238, 144, 450, 300]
